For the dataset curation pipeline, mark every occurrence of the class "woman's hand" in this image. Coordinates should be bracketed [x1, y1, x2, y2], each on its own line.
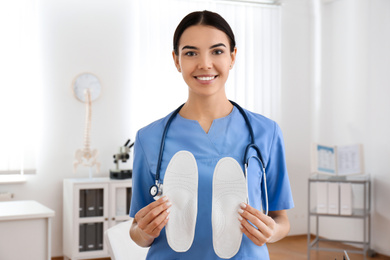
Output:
[238, 203, 290, 246]
[130, 196, 172, 247]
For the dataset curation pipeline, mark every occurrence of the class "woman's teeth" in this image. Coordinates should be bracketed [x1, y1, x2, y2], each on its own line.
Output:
[197, 76, 215, 81]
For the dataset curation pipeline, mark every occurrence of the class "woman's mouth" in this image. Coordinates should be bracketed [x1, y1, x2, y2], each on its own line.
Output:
[194, 75, 218, 83]
[196, 76, 216, 80]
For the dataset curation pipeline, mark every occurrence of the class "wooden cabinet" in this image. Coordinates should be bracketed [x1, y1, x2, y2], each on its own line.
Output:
[63, 178, 132, 260]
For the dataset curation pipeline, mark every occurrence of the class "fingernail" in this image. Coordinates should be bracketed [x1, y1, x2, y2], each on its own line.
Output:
[163, 196, 169, 201]
[240, 202, 247, 209]
[166, 208, 171, 214]
[238, 208, 244, 214]
[238, 215, 243, 221]
[166, 201, 172, 207]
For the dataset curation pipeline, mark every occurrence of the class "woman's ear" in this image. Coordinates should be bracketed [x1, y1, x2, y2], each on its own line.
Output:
[230, 47, 237, 70]
[172, 50, 181, 72]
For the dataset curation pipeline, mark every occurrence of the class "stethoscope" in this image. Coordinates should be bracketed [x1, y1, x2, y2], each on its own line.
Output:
[149, 100, 269, 215]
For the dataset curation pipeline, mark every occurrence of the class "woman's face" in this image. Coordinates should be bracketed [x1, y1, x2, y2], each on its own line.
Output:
[173, 25, 236, 98]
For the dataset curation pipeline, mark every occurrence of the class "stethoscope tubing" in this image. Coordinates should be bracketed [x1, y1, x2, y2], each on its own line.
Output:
[229, 100, 265, 167]
[155, 103, 185, 184]
[152, 101, 268, 215]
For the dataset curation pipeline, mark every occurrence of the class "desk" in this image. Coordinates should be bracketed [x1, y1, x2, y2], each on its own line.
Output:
[0, 200, 55, 260]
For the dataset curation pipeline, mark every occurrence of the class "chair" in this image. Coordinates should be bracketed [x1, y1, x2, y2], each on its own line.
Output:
[105, 218, 149, 260]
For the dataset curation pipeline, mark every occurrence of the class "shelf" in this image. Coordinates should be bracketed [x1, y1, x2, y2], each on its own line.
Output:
[309, 208, 370, 218]
[309, 237, 370, 256]
[309, 173, 370, 183]
[307, 175, 371, 260]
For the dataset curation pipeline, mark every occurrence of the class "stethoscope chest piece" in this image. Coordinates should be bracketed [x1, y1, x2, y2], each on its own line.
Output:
[149, 182, 163, 200]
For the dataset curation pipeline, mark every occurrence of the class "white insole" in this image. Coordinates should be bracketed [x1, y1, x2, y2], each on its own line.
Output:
[212, 157, 247, 259]
[163, 151, 198, 252]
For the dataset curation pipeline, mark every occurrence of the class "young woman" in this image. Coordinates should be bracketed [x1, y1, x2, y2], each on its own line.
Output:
[129, 10, 294, 259]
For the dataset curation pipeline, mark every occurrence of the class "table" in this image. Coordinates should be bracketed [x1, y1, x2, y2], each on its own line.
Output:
[0, 200, 55, 260]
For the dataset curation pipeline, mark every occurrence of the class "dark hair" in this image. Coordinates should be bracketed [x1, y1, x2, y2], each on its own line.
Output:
[173, 10, 236, 55]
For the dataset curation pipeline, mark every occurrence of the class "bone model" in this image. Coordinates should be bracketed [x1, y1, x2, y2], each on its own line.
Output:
[73, 88, 100, 174]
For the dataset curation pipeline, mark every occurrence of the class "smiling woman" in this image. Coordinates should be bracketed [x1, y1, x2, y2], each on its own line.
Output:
[129, 9, 293, 260]
[127, 0, 282, 136]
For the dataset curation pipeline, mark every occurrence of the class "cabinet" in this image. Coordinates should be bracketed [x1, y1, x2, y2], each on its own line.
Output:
[63, 178, 132, 260]
[307, 174, 371, 260]
[0, 200, 55, 260]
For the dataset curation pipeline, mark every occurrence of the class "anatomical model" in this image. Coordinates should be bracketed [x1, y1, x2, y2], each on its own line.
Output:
[73, 88, 100, 176]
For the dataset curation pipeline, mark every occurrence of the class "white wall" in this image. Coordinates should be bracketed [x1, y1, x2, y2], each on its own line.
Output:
[282, 0, 390, 256]
[1, 0, 389, 257]
[310, 0, 390, 256]
[364, 0, 390, 255]
[311, 0, 368, 245]
[280, 0, 312, 234]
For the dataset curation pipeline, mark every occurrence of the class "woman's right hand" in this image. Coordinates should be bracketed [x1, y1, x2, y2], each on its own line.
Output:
[130, 196, 172, 247]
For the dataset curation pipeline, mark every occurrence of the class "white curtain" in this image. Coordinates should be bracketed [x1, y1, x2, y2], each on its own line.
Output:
[128, 0, 281, 135]
[0, 0, 40, 175]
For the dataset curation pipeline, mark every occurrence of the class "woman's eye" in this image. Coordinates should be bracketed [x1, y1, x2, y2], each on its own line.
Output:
[185, 51, 196, 56]
[213, 49, 224, 55]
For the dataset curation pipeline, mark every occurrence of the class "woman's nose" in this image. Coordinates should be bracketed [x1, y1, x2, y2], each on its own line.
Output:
[197, 54, 212, 70]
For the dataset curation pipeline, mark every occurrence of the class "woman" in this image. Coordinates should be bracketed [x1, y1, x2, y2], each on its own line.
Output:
[129, 10, 294, 259]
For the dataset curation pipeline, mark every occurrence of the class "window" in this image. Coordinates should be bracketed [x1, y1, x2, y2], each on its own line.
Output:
[215, 0, 282, 4]
[0, 0, 41, 182]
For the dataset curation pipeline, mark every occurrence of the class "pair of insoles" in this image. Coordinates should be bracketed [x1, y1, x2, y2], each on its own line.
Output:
[163, 151, 247, 259]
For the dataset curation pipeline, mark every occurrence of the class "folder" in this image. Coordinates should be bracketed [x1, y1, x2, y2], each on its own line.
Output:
[79, 190, 86, 218]
[116, 187, 127, 216]
[340, 183, 353, 215]
[96, 222, 103, 250]
[327, 182, 339, 214]
[316, 182, 328, 214]
[126, 187, 132, 214]
[97, 189, 104, 216]
[79, 224, 86, 252]
[86, 223, 97, 251]
[85, 189, 97, 217]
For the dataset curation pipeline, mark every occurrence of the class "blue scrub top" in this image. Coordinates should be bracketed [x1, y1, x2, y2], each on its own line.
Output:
[130, 105, 294, 260]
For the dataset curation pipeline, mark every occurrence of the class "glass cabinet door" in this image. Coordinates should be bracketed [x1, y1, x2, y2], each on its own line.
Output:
[79, 222, 104, 252]
[114, 186, 132, 216]
[75, 184, 108, 255]
[110, 181, 132, 226]
[79, 189, 104, 218]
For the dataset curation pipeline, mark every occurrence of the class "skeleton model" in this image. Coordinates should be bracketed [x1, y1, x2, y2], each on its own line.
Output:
[73, 88, 100, 175]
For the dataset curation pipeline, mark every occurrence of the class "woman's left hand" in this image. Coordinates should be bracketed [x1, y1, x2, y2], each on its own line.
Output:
[238, 203, 276, 246]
